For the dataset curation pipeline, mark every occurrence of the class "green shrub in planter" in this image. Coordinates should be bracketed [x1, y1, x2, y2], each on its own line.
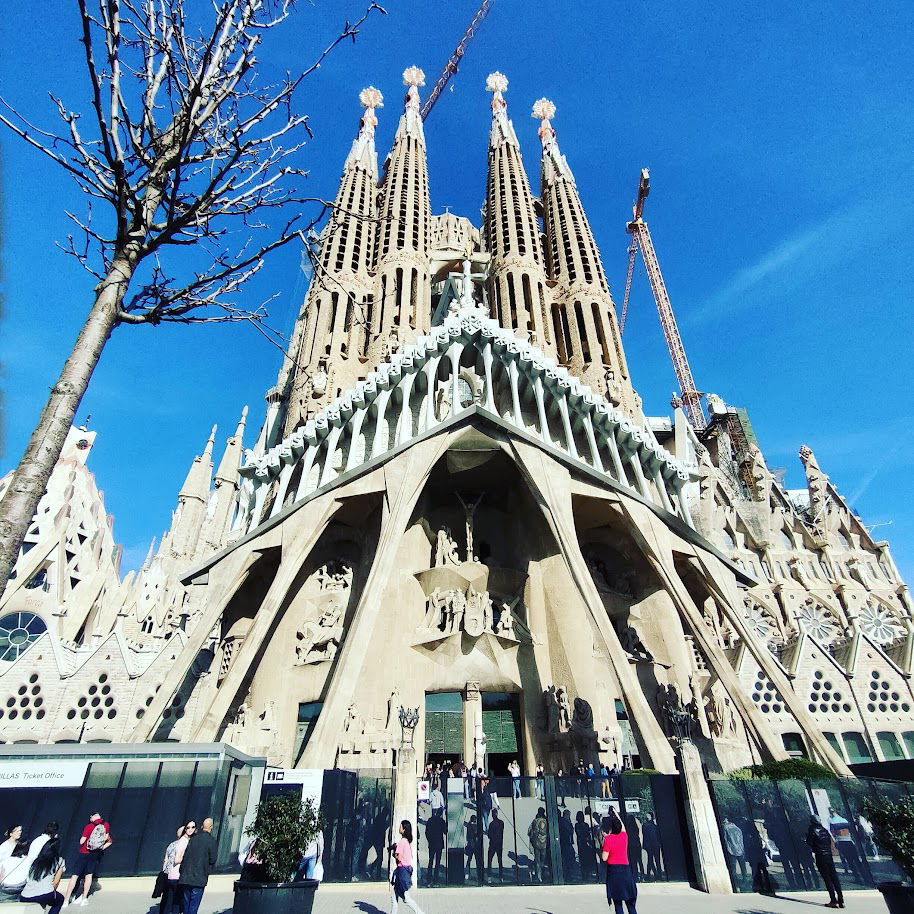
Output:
[862, 795, 914, 882]
[244, 793, 322, 882]
[727, 759, 837, 781]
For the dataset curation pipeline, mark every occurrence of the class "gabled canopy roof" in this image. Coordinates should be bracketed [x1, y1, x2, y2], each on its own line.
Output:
[235, 304, 695, 537]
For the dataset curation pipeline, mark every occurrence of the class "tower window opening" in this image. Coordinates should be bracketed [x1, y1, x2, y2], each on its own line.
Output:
[553, 303, 571, 363]
[539, 284, 552, 343]
[325, 292, 340, 355]
[522, 274, 535, 331]
[395, 267, 404, 324]
[507, 274, 518, 330]
[378, 276, 387, 334]
[591, 301, 610, 364]
[410, 269, 418, 329]
[574, 301, 591, 363]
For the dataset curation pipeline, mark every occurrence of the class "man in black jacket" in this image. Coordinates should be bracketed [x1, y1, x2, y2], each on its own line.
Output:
[806, 815, 844, 909]
[181, 817, 217, 914]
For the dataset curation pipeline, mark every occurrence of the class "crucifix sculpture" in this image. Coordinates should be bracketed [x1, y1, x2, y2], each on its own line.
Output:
[456, 492, 484, 562]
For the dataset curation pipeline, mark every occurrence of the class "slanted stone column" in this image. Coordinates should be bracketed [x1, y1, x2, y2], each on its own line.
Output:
[392, 706, 420, 868]
[677, 740, 732, 894]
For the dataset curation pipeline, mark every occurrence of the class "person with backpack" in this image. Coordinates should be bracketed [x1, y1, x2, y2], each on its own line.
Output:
[807, 815, 844, 909]
[62, 812, 111, 907]
[528, 808, 549, 883]
[20, 835, 66, 914]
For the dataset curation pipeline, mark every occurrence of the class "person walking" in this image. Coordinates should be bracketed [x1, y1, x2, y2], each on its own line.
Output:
[389, 820, 425, 914]
[721, 816, 747, 884]
[600, 764, 611, 799]
[62, 812, 112, 907]
[742, 816, 773, 895]
[20, 835, 66, 914]
[534, 763, 545, 802]
[429, 782, 445, 818]
[827, 808, 865, 884]
[159, 825, 187, 914]
[575, 811, 595, 880]
[642, 815, 663, 880]
[807, 815, 844, 909]
[625, 815, 643, 880]
[464, 815, 481, 882]
[424, 809, 446, 885]
[528, 808, 549, 883]
[486, 809, 504, 882]
[601, 811, 637, 914]
[559, 809, 577, 877]
[509, 760, 522, 799]
[295, 827, 324, 880]
[556, 768, 567, 806]
[179, 818, 216, 914]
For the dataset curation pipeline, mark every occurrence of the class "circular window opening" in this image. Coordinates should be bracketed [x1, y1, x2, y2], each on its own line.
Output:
[0, 612, 47, 662]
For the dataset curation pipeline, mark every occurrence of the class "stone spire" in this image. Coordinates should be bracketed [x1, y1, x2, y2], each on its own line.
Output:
[170, 426, 216, 559]
[201, 407, 248, 556]
[483, 74, 557, 356]
[371, 67, 433, 358]
[280, 89, 383, 433]
[535, 100, 635, 412]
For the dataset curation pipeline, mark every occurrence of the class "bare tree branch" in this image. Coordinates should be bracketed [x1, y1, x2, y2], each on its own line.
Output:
[0, 0, 386, 600]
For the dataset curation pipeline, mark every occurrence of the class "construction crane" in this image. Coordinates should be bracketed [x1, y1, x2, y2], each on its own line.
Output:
[420, 0, 494, 121]
[624, 169, 707, 430]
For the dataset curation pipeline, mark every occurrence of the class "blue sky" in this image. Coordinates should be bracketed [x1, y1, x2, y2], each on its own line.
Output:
[1, 0, 912, 581]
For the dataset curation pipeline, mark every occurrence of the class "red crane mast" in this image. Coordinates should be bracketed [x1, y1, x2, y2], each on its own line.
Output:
[625, 169, 707, 430]
[420, 0, 494, 122]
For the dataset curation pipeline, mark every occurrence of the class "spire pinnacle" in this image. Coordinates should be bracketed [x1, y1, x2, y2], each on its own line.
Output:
[486, 71, 508, 112]
[532, 98, 557, 148]
[204, 425, 217, 459]
[402, 66, 425, 114]
[358, 86, 383, 139]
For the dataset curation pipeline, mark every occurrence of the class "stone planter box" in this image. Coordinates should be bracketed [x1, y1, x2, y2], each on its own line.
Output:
[877, 881, 914, 914]
[232, 878, 319, 914]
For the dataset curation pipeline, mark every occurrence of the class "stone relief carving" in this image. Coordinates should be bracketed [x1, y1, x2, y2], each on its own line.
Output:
[294, 562, 352, 665]
[617, 622, 652, 660]
[656, 683, 697, 740]
[747, 445, 771, 504]
[418, 584, 529, 642]
[705, 687, 739, 740]
[583, 547, 638, 599]
[434, 527, 460, 567]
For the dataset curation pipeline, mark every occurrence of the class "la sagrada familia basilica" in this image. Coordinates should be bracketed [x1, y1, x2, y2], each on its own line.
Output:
[1, 70, 912, 780]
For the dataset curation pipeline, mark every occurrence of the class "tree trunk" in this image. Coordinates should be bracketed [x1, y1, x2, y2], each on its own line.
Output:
[0, 262, 132, 600]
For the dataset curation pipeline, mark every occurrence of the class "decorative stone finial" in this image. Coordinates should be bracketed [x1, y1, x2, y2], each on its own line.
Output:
[402, 66, 426, 88]
[532, 97, 556, 147]
[402, 67, 425, 115]
[485, 71, 508, 94]
[357, 86, 383, 138]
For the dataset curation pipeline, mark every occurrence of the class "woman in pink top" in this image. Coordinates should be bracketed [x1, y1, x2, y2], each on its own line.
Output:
[601, 812, 637, 914]
[389, 820, 425, 914]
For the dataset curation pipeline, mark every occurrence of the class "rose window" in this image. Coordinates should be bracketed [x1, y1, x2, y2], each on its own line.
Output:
[0, 612, 47, 662]
[857, 602, 905, 646]
[796, 601, 839, 645]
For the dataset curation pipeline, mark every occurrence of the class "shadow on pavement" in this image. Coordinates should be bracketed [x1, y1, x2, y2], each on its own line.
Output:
[353, 903, 386, 913]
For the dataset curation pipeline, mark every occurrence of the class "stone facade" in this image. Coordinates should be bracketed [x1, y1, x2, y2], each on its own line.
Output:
[0, 73, 911, 783]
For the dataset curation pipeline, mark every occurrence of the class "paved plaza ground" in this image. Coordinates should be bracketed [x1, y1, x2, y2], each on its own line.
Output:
[8, 876, 885, 914]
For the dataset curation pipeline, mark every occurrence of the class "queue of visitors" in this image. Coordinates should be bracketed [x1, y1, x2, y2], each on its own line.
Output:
[0, 812, 112, 913]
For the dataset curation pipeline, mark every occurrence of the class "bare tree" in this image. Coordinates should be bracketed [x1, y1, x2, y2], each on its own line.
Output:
[0, 0, 386, 598]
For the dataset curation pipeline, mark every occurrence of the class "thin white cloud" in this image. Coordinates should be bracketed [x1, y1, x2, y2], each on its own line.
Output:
[687, 197, 874, 325]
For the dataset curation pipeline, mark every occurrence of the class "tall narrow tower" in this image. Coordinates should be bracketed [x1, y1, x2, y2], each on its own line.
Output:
[372, 67, 433, 358]
[534, 100, 637, 413]
[280, 88, 383, 433]
[483, 73, 557, 356]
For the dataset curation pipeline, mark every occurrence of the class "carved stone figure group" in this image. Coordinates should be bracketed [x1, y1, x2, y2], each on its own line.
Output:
[656, 683, 698, 742]
[422, 585, 494, 636]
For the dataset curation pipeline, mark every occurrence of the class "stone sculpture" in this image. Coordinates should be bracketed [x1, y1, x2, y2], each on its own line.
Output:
[557, 687, 572, 731]
[618, 622, 652, 659]
[434, 527, 460, 567]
